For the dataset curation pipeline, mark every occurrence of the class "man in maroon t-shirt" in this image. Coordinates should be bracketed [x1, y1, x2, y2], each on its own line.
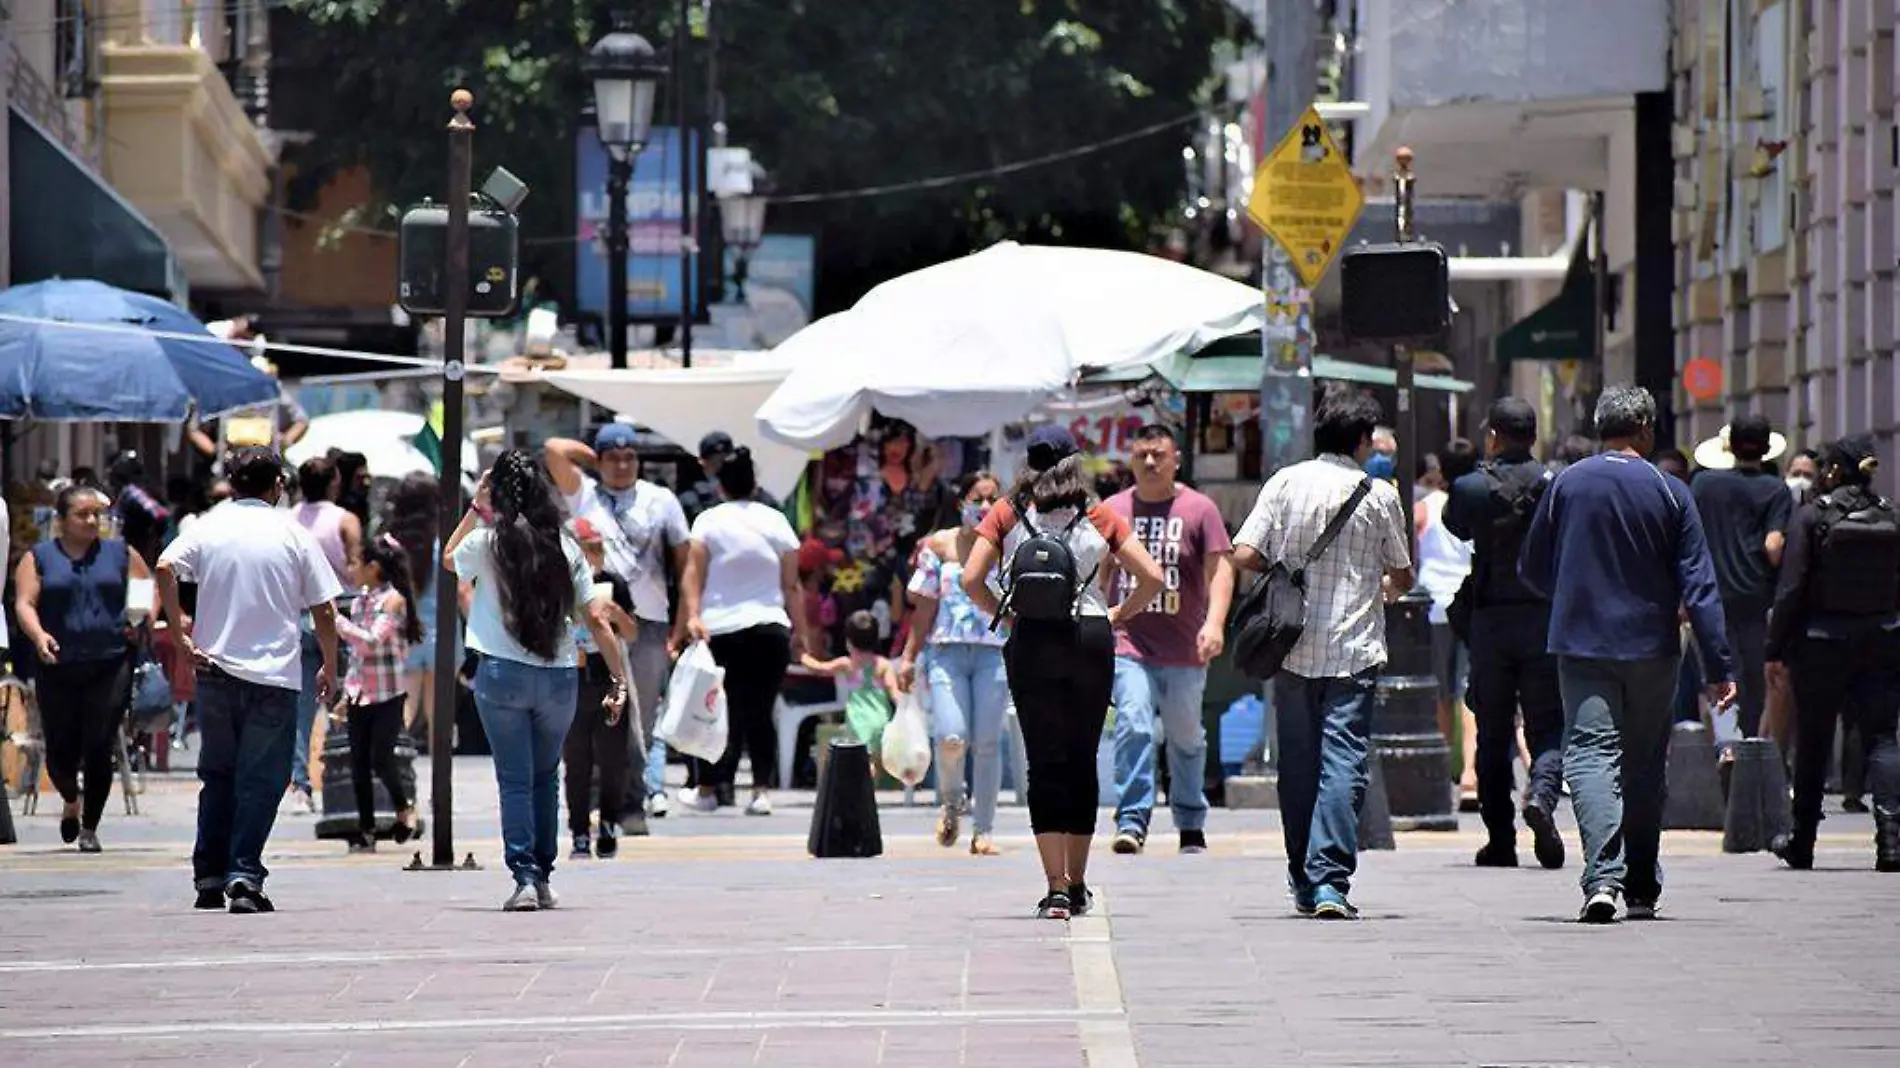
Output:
[1104, 425, 1235, 854]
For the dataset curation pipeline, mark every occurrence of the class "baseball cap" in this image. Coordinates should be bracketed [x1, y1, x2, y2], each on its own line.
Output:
[698, 431, 736, 461]
[594, 423, 639, 453]
[1025, 424, 1079, 471]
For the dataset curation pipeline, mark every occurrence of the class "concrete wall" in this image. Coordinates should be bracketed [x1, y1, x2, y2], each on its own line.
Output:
[1376, 0, 1670, 109]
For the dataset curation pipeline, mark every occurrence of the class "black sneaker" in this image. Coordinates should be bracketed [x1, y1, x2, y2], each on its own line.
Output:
[1843, 797, 1870, 814]
[596, 827, 619, 859]
[1474, 841, 1519, 867]
[59, 815, 80, 844]
[193, 888, 225, 910]
[227, 882, 275, 914]
[1522, 800, 1566, 870]
[1067, 883, 1093, 916]
[1771, 831, 1815, 870]
[1035, 891, 1073, 920]
[1178, 829, 1208, 855]
[571, 833, 592, 859]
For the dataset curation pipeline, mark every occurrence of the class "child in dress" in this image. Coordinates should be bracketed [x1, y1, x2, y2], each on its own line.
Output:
[801, 610, 898, 773]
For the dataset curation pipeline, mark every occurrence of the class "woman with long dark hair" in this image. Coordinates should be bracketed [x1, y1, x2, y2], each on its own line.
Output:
[444, 450, 630, 910]
[383, 474, 443, 743]
[330, 533, 425, 852]
[13, 484, 152, 852]
[962, 427, 1163, 919]
[673, 447, 809, 815]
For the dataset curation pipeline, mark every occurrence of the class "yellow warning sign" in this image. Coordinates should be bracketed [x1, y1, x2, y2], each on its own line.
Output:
[1246, 105, 1365, 287]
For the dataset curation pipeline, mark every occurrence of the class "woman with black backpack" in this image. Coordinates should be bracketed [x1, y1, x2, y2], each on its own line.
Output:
[962, 426, 1163, 919]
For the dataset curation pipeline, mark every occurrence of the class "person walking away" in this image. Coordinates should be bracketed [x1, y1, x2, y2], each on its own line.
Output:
[1444, 400, 1568, 871]
[1233, 390, 1414, 920]
[672, 448, 810, 816]
[897, 471, 1012, 855]
[155, 447, 342, 914]
[329, 533, 423, 853]
[1765, 434, 1900, 872]
[287, 457, 362, 814]
[678, 431, 782, 523]
[803, 610, 900, 770]
[1416, 439, 1477, 817]
[546, 426, 687, 828]
[382, 475, 444, 751]
[1519, 386, 1736, 923]
[962, 426, 1163, 920]
[564, 518, 641, 860]
[1104, 426, 1234, 856]
[444, 450, 630, 911]
[1691, 415, 1792, 763]
[13, 485, 152, 853]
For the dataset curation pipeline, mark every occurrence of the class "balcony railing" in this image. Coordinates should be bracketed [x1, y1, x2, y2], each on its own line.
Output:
[9, 37, 96, 165]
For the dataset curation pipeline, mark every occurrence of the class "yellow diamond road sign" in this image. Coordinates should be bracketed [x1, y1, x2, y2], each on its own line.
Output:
[1246, 105, 1365, 288]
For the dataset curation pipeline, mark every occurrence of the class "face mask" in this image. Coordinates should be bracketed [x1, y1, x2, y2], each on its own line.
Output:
[1787, 476, 1813, 497]
[960, 501, 990, 529]
[1364, 453, 1397, 480]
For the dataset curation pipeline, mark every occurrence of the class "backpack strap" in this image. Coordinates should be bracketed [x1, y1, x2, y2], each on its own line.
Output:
[1011, 494, 1040, 538]
[1300, 478, 1373, 574]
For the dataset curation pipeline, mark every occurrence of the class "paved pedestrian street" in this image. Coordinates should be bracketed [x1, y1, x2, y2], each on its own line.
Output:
[3, 762, 1897, 1068]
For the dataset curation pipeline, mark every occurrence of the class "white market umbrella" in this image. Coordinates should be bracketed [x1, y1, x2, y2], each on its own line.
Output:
[756, 241, 1265, 451]
[286, 409, 480, 482]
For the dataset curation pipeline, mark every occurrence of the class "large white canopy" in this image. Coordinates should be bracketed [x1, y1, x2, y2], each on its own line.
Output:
[286, 409, 480, 483]
[541, 355, 811, 497]
[755, 242, 1265, 451]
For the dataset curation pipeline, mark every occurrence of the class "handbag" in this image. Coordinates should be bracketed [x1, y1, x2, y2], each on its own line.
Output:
[130, 652, 174, 727]
[1228, 478, 1373, 680]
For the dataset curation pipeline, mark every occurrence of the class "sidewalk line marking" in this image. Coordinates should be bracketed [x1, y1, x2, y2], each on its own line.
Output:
[0, 941, 930, 975]
[0, 1007, 1123, 1041]
[1068, 892, 1139, 1068]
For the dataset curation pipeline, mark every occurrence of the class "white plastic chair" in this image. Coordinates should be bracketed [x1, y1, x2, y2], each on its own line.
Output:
[774, 668, 843, 788]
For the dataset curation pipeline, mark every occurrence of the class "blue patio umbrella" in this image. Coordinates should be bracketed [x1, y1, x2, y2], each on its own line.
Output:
[0, 279, 282, 422]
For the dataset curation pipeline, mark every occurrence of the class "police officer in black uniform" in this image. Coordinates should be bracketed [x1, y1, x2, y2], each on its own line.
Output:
[1765, 433, 1900, 872]
[1444, 397, 1567, 869]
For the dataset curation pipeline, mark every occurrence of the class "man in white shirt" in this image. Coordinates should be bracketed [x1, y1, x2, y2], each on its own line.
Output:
[1234, 390, 1414, 920]
[546, 425, 690, 825]
[156, 447, 342, 915]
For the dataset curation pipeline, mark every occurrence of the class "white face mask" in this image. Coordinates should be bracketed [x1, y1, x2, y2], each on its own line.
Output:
[1787, 476, 1813, 497]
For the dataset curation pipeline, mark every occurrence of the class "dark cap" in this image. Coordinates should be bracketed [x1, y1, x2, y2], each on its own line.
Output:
[594, 423, 639, 454]
[698, 431, 736, 461]
[1728, 413, 1773, 456]
[1026, 424, 1079, 472]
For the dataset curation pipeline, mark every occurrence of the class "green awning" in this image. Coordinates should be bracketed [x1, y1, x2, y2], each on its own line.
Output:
[1495, 233, 1595, 364]
[8, 106, 180, 299]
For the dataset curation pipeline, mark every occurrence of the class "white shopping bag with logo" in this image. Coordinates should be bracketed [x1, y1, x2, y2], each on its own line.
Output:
[659, 642, 728, 762]
[880, 688, 933, 786]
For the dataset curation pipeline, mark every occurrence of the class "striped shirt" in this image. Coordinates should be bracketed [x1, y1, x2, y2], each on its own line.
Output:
[335, 584, 411, 705]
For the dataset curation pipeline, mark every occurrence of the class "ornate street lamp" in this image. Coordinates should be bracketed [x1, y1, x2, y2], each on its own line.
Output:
[586, 15, 666, 369]
[717, 161, 771, 303]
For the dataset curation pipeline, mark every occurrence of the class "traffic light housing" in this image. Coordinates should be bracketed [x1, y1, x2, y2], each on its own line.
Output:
[398, 198, 520, 318]
[1340, 242, 1451, 343]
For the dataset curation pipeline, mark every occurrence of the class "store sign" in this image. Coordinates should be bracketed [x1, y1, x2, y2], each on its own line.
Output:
[1067, 409, 1149, 461]
[575, 127, 701, 321]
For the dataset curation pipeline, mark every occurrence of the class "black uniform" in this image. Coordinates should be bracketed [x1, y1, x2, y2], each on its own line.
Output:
[1444, 449, 1566, 860]
[1765, 485, 1900, 869]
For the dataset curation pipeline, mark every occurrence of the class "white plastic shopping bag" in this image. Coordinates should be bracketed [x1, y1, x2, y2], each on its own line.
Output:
[880, 688, 933, 786]
[659, 642, 728, 762]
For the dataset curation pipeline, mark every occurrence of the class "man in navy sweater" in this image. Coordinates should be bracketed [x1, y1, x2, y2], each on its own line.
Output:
[1520, 386, 1736, 924]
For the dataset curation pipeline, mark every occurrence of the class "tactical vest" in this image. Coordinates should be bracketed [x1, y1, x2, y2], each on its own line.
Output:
[1473, 461, 1549, 606]
[1811, 489, 1900, 616]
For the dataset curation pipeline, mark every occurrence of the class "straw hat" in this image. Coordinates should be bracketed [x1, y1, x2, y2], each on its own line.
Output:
[1693, 422, 1788, 471]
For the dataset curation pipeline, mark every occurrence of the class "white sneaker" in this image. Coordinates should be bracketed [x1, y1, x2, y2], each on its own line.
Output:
[681, 788, 717, 813]
[646, 792, 670, 819]
[535, 882, 559, 910]
[290, 788, 314, 816]
[1579, 888, 1621, 924]
[745, 794, 773, 817]
[502, 884, 539, 912]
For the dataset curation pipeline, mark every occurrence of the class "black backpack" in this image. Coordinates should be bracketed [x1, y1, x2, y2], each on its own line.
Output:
[996, 500, 1096, 624]
[1474, 461, 1550, 603]
[1228, 478, 1373, 679]
[1812, 489, 1900, 616]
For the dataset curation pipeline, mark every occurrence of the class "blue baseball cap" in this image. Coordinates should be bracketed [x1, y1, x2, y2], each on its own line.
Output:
[1026, 424, 1079, 471]
[594, 423, 639, 453]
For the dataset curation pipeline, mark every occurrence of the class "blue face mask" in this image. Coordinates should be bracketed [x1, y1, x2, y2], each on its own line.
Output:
[1364, 452, 1397, 480]
[960, 501, 991, 529]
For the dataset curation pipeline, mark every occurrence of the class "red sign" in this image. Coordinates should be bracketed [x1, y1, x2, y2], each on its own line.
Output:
[1067, 411, 1147, 461]
[1682, 358, 1723, 402]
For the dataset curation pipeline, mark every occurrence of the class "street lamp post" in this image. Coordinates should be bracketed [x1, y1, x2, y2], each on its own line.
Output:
[587, 15, 666, 371]
[717, 163, 770, 303]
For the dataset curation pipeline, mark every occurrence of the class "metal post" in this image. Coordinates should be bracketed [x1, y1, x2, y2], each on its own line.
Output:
[675, 0, 694, 367]
[607, 154, 631, 370]
[418, 89, 478, 871]
[1375, 144, 1456, 831]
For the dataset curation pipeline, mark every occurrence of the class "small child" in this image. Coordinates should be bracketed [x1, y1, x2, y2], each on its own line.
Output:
[801, 610, 898, 766]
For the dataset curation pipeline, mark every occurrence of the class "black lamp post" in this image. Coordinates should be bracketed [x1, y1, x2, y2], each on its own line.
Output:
[587, 16, 666, 370]
[718, 163, 770, 303]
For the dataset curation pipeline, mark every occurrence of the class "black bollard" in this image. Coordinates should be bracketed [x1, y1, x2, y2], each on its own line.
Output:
[1662, 722, 1727, 831]
[1372, 592, 1458, 830]
[1357, 744, 1396, 851]
[1723, 737, 1793, 853]
[808, 737, 883, 858]
[316, 725, 424, 841]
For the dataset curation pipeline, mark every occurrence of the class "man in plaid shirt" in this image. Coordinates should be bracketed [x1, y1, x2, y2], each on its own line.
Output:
[1234, 389, 1414, 920]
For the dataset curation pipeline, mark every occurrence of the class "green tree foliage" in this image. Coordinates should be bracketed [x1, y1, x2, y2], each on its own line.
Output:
[276, 1, 1248, 313]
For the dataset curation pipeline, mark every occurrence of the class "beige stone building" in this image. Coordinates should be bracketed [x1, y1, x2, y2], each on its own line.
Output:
[1672, 0, 1899, 487]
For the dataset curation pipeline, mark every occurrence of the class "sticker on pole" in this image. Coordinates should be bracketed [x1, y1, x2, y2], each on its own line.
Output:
[1246, 105, 1365, 288]
[1682, 357, 1722, 402]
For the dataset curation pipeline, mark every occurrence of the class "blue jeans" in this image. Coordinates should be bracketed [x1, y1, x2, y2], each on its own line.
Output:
[473, 656, 579, 886]
[1273, 668, 1378, 896]
[926, 643, 1009, 835]
[1558, 655, 1679, 902]
[1112, 658, 1211, 834]
[192, 671, 299, 892]
[292, 625, 348, 793]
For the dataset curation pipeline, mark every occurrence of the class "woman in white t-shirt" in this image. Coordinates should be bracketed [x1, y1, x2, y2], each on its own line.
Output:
[674, 448, 809, 816]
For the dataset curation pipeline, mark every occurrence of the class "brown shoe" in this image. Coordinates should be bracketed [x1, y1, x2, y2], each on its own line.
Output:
[935, 806, 960, 848]
[969, 834, 1000, 856]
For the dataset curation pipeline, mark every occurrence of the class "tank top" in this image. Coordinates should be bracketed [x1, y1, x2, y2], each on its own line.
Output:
[293, 501, 351, 587]
[30, 538, 130, 662]
[1415, 490, 1473, 626]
